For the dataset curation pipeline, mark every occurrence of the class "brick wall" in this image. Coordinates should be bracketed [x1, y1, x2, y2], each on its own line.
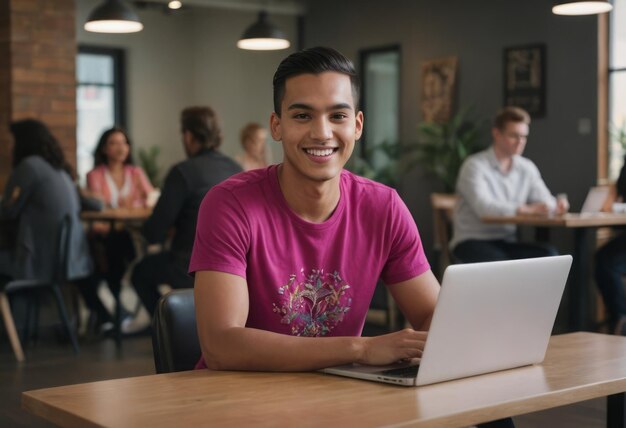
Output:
[0, 0, 76, 189]
[0, 1, 11, 190]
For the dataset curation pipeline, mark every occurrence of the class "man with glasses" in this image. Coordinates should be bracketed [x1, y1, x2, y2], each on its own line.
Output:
[450, 106, 569, 263]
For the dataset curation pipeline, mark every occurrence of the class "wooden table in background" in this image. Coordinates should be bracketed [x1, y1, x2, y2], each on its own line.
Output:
[81, 207, 152, 224]
[482, 213, 626, 331]
[22, 333, 626, 428]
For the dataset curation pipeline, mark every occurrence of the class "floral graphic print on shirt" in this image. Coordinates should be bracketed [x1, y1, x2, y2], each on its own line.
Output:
[272, 268, 352, 336]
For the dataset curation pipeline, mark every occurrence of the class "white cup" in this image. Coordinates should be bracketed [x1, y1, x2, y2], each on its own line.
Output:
[612, 203, 626, 214]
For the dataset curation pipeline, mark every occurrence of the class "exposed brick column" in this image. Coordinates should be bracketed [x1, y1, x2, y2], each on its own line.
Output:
[0, 0, 76, 189]
[0, 1, 12, 190]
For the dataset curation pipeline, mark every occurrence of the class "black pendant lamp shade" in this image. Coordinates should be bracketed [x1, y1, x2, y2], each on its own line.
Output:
[237, 11, 290, 51]
[85, 0, 144, 33]
[552, 0, 613, 15]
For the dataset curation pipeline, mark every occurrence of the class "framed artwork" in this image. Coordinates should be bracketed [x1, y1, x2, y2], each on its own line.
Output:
[421, 56, 458, 123]
[503, 44, 546, 118]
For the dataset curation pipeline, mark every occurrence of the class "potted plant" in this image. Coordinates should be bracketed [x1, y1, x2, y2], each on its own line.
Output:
[137, 145, 162, 188]
[347, 108, 485, 192]
[409, 107, 486, 192]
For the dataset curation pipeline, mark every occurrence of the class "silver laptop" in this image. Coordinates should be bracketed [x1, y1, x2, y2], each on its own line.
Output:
[581, 186, 610, 214]
[321, 255, 572, 386]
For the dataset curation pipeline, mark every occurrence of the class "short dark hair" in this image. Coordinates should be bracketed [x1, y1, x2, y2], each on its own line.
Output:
[494, 106, 531, 130]
[272, 46, 360, 116]
[93, 127, 135, 167]
[10, 119, 71, 175]
[180, 106, 222, 149]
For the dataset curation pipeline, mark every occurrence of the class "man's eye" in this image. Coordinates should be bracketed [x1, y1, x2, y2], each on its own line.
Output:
[331, 113, 348, 120]
[293, 113, 310, 120]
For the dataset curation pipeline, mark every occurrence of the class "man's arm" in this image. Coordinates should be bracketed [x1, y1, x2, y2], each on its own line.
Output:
[194, 270, 430, 371]
[387, 269, 440, 330]
[457, 160, 519, 217]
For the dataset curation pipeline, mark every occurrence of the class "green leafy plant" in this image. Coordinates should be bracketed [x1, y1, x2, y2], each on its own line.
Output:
[347, 108, 485, 192]
[137, 145, 162, 188]
[346, 141, 406, 189]
[408, 108, 486, 192]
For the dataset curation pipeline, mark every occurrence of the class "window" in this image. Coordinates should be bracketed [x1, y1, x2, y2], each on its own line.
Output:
[359, 46, 401, 169]
[608, 0, 626, 179]
[76, 46, 125, 184]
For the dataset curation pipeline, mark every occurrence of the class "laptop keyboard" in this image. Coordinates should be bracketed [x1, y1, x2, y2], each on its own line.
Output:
[380, 365, 420, 378]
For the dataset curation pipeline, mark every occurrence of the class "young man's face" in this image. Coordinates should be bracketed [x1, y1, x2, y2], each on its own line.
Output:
[270, 71, 363, 184]
[492, 121, 529, 158]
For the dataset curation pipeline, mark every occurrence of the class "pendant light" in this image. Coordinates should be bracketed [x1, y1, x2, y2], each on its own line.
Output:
[84, 0, 144, 33]
[552, 0, 613, 15]
[237, 11, 290, 51]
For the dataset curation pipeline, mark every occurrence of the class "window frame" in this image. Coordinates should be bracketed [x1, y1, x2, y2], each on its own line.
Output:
[599, 5, 626, 182]
[77, 45, 127, 128]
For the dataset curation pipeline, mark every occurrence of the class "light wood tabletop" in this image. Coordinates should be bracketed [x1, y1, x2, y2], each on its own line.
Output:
[481, 212, 626, 228]
[80, 207, 152, 222]
[22, 332, 626, 428]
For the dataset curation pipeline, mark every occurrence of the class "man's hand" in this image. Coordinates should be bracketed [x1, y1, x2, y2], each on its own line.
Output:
[517, 202, 550, 216]
[358, 329, 428, 366]
[555, 196, 569, 214]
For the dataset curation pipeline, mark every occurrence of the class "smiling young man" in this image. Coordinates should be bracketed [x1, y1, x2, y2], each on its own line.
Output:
[450, 106, 569, 263]
[189, 47, 440, 372]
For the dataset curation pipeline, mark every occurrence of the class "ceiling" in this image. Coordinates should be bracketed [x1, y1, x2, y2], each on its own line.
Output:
[142, 0, 306, 15]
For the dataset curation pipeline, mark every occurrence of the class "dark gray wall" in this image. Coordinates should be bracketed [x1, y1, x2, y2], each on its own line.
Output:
[304, 0, 599, 259]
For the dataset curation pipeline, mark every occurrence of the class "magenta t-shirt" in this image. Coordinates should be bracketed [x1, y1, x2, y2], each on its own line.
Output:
[189, 166, 430, 367]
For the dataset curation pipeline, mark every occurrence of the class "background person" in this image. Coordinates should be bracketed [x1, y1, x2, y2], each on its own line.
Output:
[126, 106, 242, 332]
[85, 127, 154, 331]
[0, 119, 93, 323]
[450, 106, 568, 263]
[235, 122, 269, 171]
[595, 157, 626, 336]
[87, 127, 153, 209]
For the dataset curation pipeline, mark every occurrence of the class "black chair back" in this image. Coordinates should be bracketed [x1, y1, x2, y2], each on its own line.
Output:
[3, 214, 80, 355]
[152, 289, 201, 373]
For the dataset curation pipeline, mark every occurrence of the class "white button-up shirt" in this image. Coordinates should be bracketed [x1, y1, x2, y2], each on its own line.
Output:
[450, 147, 556, 249]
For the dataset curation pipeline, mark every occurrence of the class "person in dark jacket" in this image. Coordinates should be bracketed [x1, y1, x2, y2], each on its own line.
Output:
[595, 156, 626, 335]
[128, 106, 242, 330]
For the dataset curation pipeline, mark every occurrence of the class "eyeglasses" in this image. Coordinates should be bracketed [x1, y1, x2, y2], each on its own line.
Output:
[504, 133, 528, 141]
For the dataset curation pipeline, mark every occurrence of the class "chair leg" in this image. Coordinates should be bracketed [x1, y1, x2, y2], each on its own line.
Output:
[0, 292, 25, 362]
[51, 286, 79, 355]
[32, 295, 41, 344]
[22, 293, 32, 345]
[115, 288, 123, 349]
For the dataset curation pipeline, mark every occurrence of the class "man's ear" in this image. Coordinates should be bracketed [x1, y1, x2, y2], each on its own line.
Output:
[355, 110, 364, 141]
[270, 112, 282, 141]
[491, 127, 500, 142]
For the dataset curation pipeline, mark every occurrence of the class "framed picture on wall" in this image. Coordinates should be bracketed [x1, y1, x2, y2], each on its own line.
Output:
[421, 56, 458, 123]
[503, 44, 546, 118]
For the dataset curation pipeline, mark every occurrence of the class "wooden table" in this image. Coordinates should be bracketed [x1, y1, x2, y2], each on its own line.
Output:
[22, 333, 626, 428]
[81, 207, 152, 224]
[482, 212, 626, 331]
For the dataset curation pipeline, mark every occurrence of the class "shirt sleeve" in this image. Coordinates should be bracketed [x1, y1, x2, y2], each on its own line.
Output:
[457, 158, 518, 217]
[1, 159, 39, 219]
[134, 166, 154, 199]
[380, 190, 430, 285]
[188, 186, 250, 278]
[143, 167, 186, 244]
[526, 162, 557, 209]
